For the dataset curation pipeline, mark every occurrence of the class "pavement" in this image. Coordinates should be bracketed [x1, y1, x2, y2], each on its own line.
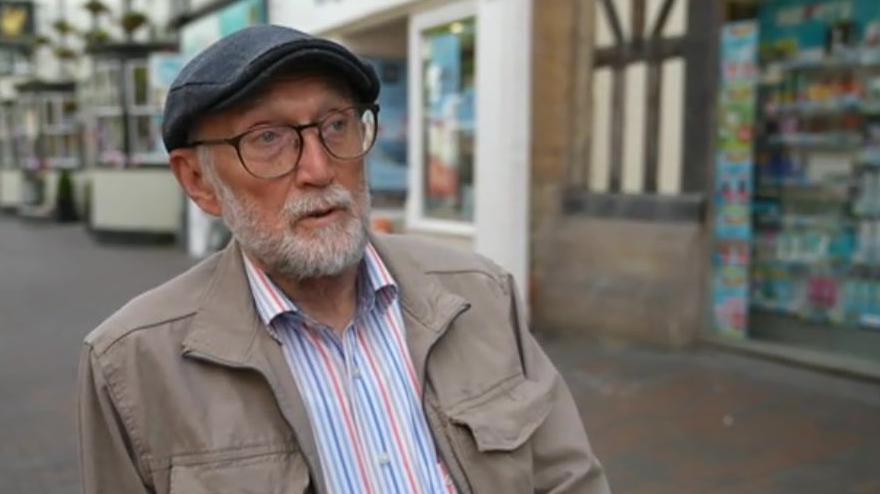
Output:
[1, 214, 879, 493]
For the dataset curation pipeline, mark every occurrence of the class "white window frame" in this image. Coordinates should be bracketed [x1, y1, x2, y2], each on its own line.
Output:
[406, 0, 478, 236]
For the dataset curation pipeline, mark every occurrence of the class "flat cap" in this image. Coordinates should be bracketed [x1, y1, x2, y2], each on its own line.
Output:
[162, 24, 380, 152]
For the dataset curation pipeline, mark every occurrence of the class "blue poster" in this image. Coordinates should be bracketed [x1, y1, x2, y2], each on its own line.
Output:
[713, 21, 759, 339]
[715, 158, 753, 239]
[427, 33, 461, 118]
[181, 0, 266, 62]
[366, 58, 408, 195]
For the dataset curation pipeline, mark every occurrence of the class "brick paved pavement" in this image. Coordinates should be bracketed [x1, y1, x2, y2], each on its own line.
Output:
[1, 214, 879, 493]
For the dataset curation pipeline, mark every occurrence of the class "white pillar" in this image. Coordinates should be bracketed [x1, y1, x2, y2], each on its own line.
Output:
[474, 0, 532, 302]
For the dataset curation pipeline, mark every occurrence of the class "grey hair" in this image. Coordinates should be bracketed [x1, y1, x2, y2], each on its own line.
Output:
[196, 145, 229, 201]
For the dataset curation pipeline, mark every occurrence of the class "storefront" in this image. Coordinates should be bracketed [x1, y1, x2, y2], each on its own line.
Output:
[0, 100, 20, 210]
[271, 0, 531, 293]
[81, 42, 183, 238]
[712, 0, 880, 368]
[0, 0, 35, 212]
[6, 80, 81, 219]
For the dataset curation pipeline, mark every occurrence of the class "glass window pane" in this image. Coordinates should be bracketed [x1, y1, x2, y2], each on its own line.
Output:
[44, 99, 57, 128]
[96, 64, 121, 107]
[366, 58, 409, 207]
[132, 65, 149, 107]
[66, 133, 79, 159]
[420, 18, 476, 222]
[47, 135, 59, 158]
[97, 116, 124, 165]
[62, 98, 77, 125]
[130, 115, 153, 153]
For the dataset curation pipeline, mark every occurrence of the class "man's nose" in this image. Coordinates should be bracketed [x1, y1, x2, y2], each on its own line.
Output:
[294, 130, 335, 187]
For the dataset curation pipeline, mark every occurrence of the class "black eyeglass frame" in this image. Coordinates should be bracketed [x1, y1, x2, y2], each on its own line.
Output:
[188, 103, 380, 179]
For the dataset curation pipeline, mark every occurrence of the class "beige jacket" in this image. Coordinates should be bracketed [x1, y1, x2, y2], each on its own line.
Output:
[77, 235, 610, 494]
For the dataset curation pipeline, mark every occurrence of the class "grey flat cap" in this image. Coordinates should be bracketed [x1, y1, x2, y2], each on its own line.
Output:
[162, 24, 380, 152]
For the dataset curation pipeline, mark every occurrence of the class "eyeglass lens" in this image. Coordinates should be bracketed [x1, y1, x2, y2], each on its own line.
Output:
[239, 107, 376, 178]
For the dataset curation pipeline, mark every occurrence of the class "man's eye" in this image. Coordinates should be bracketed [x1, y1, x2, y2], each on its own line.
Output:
[256, 130, 280, 143]
[324, 117, 349, 134]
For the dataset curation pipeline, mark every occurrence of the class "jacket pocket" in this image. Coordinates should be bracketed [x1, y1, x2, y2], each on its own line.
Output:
[445, 375, 555, 492]
[169, 451, 310, 494]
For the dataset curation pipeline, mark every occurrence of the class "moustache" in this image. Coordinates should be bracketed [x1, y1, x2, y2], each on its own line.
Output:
[282, 185, 356, 221]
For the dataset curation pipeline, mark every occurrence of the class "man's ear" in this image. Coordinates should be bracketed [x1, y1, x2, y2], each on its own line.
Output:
[169, 148, 222, 217]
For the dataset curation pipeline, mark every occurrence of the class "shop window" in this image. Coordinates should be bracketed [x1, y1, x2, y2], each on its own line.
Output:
[409, 3, 478, 233]
[0, 107, 10, 169]
[93, 63, 122, 108]
[129, 63, 150, 109]
[83, 58, 168, 167]
[43, 99, 57, 128]
[65, 133, 79, 159]
[62, 98, 77, 126]
[365, 57, 409, 209]
[16, 99, 40, 169]
[710, 0, 880, 365]
[130, 114, 154, 154]
[96, 115, 124, 166]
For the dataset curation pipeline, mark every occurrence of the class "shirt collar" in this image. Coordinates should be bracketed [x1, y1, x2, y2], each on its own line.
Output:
[242, 242, 399, 329]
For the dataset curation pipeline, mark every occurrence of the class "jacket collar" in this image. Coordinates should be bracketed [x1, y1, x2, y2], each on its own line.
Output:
[182, 235, 470, 367]
[368, 233, 470, 387]
[182, 240, 263, 365]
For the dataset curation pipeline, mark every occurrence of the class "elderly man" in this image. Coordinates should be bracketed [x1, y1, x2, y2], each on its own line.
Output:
[77, 25, 610, 494]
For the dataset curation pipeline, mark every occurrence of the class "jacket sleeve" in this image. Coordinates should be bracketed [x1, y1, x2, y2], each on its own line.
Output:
[77, 343, 152, 493]
[506, 275, 612, 494]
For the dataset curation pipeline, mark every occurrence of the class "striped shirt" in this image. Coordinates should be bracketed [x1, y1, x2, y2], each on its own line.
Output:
[242, 244, 457, 494]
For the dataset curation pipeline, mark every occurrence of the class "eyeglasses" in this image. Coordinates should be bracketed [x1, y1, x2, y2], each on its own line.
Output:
[189, 104, 380, 179]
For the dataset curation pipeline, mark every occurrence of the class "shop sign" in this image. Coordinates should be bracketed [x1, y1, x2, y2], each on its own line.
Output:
[271, 0, 419, 33]
[181, 0, 266, 62]
[0, 1, 34, 40]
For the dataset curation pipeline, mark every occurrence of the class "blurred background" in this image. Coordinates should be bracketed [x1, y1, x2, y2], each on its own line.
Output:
[1, 0, 880, 492]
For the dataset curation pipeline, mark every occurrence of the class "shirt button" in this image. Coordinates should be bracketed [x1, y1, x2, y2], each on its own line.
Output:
[352, 366, 362, 378]
[377, 453, 390, 465]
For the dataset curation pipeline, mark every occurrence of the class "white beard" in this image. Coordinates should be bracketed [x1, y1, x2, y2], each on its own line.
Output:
[212, 177, 370, 282]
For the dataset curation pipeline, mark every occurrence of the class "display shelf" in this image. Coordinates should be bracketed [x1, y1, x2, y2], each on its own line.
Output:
[754, 216, 856, 230]
[766, 132, 864, 151]
[753, 257, 850, 268]
[768, 98, 860, 116]
[751, 298, 793, 313]
[765, 55, 880, 76]
[767, 99, 880, 118]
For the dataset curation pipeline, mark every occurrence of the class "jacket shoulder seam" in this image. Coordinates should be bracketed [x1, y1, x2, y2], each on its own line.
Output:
[425, 268, 507, 291]
[92, 312, 196, 357]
